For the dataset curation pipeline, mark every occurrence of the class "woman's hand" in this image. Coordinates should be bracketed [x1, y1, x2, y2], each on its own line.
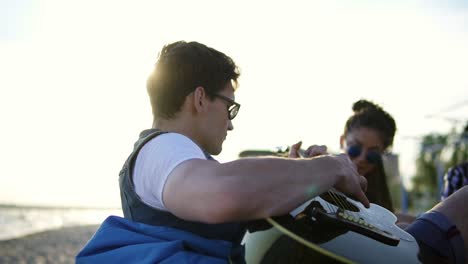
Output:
[303, 144, 328, 157]
[289, 141, 328, 158]
[288, 141, 303, 158]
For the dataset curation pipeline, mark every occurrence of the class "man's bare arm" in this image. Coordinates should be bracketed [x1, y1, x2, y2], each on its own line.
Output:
[163, 154, 368, 223]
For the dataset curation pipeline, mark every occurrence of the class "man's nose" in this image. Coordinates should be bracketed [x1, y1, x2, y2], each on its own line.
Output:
[228, 119, 234, 131]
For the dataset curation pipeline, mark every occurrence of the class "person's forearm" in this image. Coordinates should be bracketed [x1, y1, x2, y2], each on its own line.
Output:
[210, 156, 341, 221]
[163, 155, 353, 224]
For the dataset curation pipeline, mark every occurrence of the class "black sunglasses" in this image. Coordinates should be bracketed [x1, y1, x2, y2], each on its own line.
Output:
[210, 94, 241, 120]
[346, 145, 382, 164]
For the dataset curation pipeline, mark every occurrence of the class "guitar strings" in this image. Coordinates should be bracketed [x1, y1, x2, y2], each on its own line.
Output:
[330, 189, 360, 219]
[328, 189, 349, 211]
[328, 189, 361, 221]
[297, 149, 361, 221]
[322, 194, 335, 215]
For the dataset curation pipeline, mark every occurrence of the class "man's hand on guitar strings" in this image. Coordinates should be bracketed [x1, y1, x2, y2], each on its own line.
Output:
[332, 154, 370, 208]
[288, 141, 369, 208]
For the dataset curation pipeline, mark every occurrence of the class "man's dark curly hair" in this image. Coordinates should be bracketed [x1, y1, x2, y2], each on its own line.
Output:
[146, 41, 240, 120]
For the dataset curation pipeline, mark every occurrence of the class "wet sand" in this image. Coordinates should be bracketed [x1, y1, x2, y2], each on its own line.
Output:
[0, 225, 99, 264]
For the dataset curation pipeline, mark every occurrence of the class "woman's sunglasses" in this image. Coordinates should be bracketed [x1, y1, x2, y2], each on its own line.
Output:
[346, 145, 382, 164]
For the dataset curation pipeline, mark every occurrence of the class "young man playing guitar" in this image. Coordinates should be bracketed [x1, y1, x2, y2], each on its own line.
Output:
[77, 41, 467, 264]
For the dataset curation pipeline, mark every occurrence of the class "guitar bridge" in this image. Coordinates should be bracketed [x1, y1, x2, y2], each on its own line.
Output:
[311, 207, 400, 246]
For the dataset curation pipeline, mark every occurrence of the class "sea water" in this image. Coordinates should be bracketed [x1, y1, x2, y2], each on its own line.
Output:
[0, 204, 122, 240]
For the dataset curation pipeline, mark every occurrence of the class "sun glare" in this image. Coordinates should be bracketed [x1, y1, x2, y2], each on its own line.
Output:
[1, 0, 467, 207]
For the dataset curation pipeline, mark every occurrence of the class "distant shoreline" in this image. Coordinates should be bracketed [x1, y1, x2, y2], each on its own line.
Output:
[0, 224, 99, 242]
[0, 206, 121, 242]
[0, 224, 100, 263]
[0, 203, 121, 210]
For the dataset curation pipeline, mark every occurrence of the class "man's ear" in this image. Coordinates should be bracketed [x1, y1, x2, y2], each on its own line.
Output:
[339, 135, 345, 149]
[192, 86, 207, 113]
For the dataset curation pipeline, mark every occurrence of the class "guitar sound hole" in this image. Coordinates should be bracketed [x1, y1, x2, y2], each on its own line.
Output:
[320, 192, 360, 212]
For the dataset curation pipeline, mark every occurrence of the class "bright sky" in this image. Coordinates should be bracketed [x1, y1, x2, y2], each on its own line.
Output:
[1, 0, 467, 207]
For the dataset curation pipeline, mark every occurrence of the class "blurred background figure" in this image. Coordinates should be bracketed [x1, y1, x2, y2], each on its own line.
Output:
[441, 123, 468, 200]
[442, 161, 468, 200]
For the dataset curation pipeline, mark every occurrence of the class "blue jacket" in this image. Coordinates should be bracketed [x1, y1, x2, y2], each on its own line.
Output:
[76, 216, 245, 264]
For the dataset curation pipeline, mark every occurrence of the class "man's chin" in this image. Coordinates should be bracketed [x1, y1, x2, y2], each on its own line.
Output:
[208, 146, 222, 156]
[213, 147, 222, 155]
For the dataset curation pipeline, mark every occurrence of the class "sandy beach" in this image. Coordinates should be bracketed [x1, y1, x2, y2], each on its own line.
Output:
[0, 225, 99, 264]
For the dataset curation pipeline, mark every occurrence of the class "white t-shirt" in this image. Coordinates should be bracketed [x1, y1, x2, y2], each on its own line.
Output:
[133, 133, 207, 210]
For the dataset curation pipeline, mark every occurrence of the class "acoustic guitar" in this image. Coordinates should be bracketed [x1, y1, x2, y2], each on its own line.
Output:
[243, 189, 421, 263]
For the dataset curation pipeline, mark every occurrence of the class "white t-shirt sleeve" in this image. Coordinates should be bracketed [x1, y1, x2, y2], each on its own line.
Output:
[133, 133, 207, 210]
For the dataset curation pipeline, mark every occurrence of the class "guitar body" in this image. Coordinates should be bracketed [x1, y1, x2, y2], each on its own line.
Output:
[244, 193, 422, 264]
